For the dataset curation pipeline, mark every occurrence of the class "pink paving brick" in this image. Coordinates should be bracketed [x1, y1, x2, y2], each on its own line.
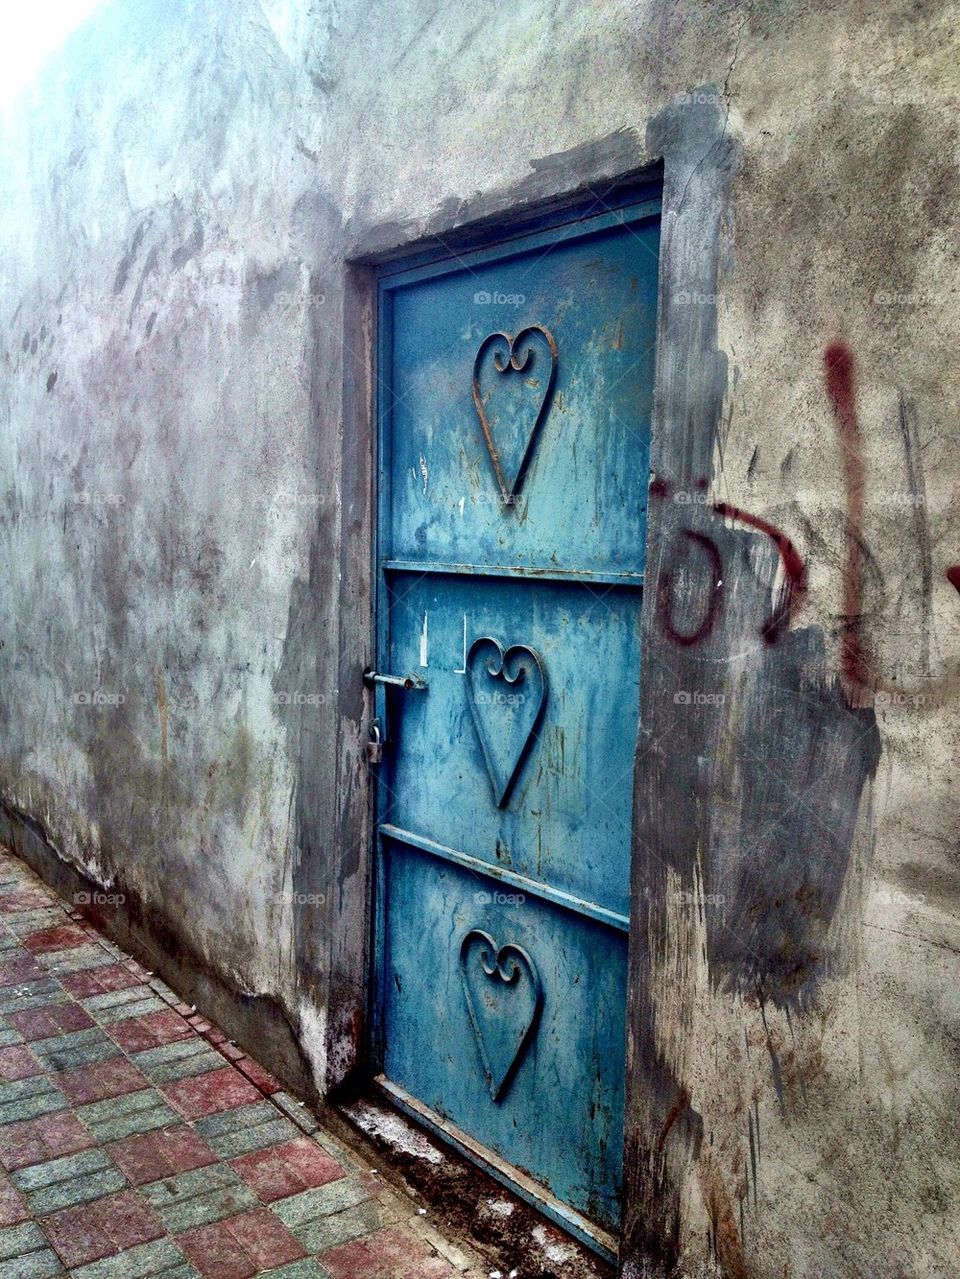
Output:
[0, 889, 53, 914]
[177, 1208, 306, 1279]
[0, 953, 46, 987]
[59, 963, 143, 997]
[0, 1044, 42, 1082]
[42, 1188, 165, 1268]
[322, 1228, 457, 1279]
[163, 1065, 261, 1120]
[0, 1174, 30, 1227]
[9, 1001, 95, 1041]
[229, 1136, 345, 1203]
[54, 1055, 148, 1105]
[235, 1056, 281, 1095]
[22, 923, 90, 953]
[109, 1008, 193, 1053]
[108, 1125, 218, 1185]
[0, 1111, 94, 1171]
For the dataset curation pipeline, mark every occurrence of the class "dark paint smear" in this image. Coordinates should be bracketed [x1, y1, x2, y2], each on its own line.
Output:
[947, 567, 960, 594]
[707, 619, 881, 1011]
[713, 501, 807, 641]
[758, 998, 785, 1111]
[897, 394, 932, 674]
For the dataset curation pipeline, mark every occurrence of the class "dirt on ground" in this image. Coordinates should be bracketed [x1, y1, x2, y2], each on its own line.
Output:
[330, 1090, 617, 1279]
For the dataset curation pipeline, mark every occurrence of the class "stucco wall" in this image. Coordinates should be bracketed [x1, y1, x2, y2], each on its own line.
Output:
[0, 1, 958, 1275]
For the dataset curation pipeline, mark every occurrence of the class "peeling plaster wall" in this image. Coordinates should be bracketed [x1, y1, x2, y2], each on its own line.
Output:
[1, 1, 959, 1276]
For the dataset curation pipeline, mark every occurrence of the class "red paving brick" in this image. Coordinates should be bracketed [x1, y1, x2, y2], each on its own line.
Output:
[0, 1044, 42, 1081]
[0, 1174, 30, 1227]
[59, 962, 144, 997]
[0, 853, 483, 1279]
[109, 1008, 193, 1053]
[108, 1126, 218, 1185]
[0, 1111, 94, 1171]
[0, 952, 46, 986]
[9, 1001, 96, 1041]
[163, 1065, 261, 1120]
[54, 1055, 148, 1105]
[22, 922, 91, 953]
[178, 1208, 306, 1279]
[229, 1137, 345, 1202]
[42, 1188, 165, 1267]
[235, 1056, 281, 1095]
[322, 1228, 457, 1279]
[0, 889, 52, 913]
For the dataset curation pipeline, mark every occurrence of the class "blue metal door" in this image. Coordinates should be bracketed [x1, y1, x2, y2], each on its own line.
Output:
[371, 191, 660, 1250]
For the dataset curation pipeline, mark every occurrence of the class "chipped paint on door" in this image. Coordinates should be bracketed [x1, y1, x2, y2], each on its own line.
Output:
[371, 189, 661, 1249]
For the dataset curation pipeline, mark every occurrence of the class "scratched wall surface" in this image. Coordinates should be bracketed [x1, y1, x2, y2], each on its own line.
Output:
[0, 0, 958, 1276]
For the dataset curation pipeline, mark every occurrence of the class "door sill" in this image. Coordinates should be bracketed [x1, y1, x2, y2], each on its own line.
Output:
[373, 1074, 619, 1266]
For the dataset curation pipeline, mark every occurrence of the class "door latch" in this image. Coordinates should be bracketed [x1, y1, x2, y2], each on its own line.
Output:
[363, 670, 426, 767]
[363, 670, 428, 691]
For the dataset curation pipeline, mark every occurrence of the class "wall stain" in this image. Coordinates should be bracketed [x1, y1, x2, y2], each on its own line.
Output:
[170, 220, 204, 271]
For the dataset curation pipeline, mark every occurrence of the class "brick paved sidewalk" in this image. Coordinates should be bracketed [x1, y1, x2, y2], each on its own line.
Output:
[0, 849, 486, 1279]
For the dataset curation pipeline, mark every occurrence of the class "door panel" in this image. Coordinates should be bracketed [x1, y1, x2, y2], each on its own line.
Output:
[373, 194, 661, 1240]
[383, 574, 640, 919]
[382, 839, 628, 1226]
[385, 220, 659, 572]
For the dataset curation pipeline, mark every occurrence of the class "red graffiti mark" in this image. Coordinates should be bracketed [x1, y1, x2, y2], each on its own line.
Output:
[823, 341, 874, 692]
[656, 343, 960, 695]
[712, 502, 807, 642]
[657, 1086, 691, 1153]
[824, 341, 960, 706]
[823, 341, 857, 426]
[656, 501, 806, 647]
[658, 530, 724, 646]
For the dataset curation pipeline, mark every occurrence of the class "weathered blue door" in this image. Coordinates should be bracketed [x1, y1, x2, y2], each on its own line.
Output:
[372, 191, 660, 1250]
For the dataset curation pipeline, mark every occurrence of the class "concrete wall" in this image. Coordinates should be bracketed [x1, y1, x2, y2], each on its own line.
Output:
[1, 0, 958, 1275]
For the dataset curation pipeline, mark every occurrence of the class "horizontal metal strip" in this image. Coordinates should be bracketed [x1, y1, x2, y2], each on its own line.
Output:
[383, 559, 644, 587]
[373, 1076, 619, 1264]
[378, 823, 630, 933]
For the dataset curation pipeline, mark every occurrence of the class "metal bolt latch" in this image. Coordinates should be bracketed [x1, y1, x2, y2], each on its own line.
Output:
[363, 669, 428, 691]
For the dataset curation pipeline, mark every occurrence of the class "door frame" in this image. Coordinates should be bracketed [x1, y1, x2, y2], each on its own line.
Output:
[317, 92, 739, 1276]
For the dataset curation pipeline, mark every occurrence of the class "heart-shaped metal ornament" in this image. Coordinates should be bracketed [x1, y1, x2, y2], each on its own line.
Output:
[471, 325, 558, 505]
[466, 637, 547, 808]
[459, 929, 543, 1101]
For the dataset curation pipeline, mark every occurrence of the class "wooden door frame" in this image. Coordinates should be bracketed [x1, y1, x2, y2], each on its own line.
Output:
[310, 91, 738, 1276]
